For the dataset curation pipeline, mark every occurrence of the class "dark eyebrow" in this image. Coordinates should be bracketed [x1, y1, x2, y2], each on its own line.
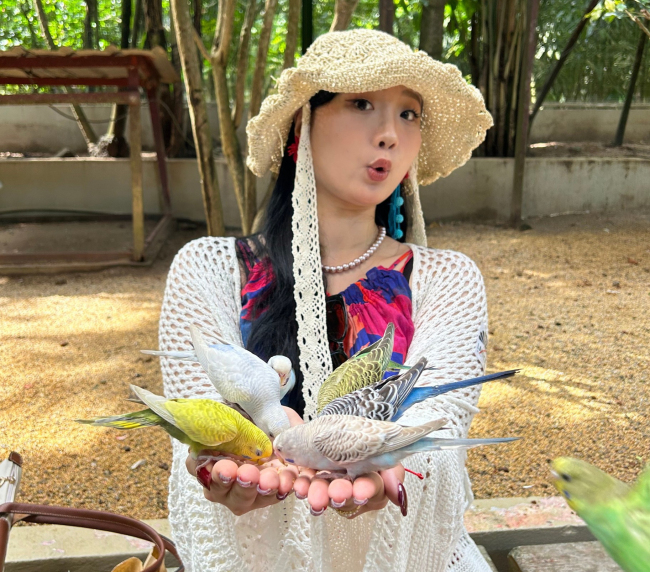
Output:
[402, 88, 423, 110]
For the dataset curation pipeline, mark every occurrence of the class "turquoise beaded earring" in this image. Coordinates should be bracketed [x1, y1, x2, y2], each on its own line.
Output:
[388, 173, 408, 240]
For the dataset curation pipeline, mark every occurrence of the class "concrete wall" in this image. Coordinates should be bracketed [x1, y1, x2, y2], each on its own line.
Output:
[1, 157, 647, 224]
[1, 102, 648, 154]
[0, 103, 249, 154]
[0, 157, 271, 228]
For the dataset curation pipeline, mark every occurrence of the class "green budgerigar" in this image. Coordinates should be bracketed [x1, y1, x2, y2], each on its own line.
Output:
[317, 322, 396, 412]
[78, 385, 273, 474]
[551, 457, 650, 572]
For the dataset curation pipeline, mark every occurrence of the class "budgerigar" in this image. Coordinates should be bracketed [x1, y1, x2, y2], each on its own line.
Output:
[144, 325, 290, 438]
[320, 358, 519, 422]
[273, 414, 519, 480]
[317, 323, 396, 412]
[77, 385, 273, 467]
[142, 329, 296, 400]
[551, 457, 650, 572]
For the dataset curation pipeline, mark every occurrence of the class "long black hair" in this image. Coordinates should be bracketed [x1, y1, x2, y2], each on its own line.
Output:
[237, 90, 409, 415]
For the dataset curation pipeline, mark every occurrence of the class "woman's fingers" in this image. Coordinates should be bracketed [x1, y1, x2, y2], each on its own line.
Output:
[328, 479, 353, 507]
[257, 466, 281, 496]
[293, 467, 315, 500]
[224, 464, 260, 515]
[277, 466, 299, 498]
[379, 466, 403, 506]
[307, 478, 330, 514]
[352, 472, 385, 506]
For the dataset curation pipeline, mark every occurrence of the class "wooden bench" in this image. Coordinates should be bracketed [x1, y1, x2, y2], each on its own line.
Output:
[509, 541, 623, 572]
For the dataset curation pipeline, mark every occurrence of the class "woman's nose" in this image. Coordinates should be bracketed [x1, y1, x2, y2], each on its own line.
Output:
[374, 114, 398, 149]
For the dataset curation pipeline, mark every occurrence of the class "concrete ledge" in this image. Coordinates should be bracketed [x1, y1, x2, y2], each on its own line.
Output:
[0, 156, 648, 225]
[5, 497, 586, 572]
[5, 518, 181, 572]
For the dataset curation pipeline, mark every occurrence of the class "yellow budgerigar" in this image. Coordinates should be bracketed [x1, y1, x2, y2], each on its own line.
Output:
[77, 385, 272, 488]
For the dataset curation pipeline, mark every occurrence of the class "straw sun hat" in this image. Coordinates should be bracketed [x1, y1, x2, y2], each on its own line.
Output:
[245, 29, 493, 419]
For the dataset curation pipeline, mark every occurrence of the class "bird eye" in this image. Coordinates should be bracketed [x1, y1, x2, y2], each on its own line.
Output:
[276, 446, 282, 452]
[561, 473, 572, 482]
[256, 449, 262, 456]
[269, 433, 275, 439]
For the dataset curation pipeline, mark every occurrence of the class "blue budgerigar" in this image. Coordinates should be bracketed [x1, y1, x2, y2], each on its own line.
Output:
[319, 358, 519, 422]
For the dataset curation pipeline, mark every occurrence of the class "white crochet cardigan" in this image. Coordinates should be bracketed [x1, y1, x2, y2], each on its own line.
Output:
[160, 236, 491, 572]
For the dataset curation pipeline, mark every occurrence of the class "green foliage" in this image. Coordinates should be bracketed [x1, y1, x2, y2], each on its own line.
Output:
[0, 0, 647, 102]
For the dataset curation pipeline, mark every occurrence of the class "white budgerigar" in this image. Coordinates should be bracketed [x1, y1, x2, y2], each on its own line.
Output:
[144, 324, 290, 438]
[143, 330, 296, 400]
[273, 414, 519, 480]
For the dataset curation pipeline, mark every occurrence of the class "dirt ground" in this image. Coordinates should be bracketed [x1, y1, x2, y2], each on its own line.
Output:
[1, 211, 649, 519]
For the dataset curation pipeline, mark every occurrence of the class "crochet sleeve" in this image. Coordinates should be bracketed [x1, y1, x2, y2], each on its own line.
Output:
[363, 246, 490, 572]
[159, 236, 243, 400]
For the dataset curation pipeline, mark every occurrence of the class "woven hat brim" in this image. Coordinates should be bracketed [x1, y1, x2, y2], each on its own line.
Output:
[246, 53, 493, 186]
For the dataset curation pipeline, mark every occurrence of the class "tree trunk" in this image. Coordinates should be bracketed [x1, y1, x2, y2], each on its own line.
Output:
[144, 0, 166, 49]
[32, 0, 97, 148]
[131, 0, 144, 47]
[251, 0, 301, 233]
[243, 0, 279, 233]
[613, 28, 647, 146]
[84, 0, 99, 49]
[232, 0, 259, 130]
[529, 0, 599, 126]
[510, 0, 540, 225]
[419, 0, 445, 59]
[167, 4, 186, 157]
[379, 0, 394, 35]
[330, 0, 358, 31]
[171, 0, 225, 236]
[101, 0, 132, 158]
[302, 0, 313, 51]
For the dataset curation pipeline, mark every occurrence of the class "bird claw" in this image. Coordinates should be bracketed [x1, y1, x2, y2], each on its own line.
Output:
[313, 470, 351, 482]
[195, 454, 231, 472]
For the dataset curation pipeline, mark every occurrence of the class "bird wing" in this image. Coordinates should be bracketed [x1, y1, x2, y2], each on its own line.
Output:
[188, 324, 274, 402]
[164, 399, 239, 448]
[312, 416, 446, 464]
[130, 385, 179, 428]
[312, 417, 404, 463]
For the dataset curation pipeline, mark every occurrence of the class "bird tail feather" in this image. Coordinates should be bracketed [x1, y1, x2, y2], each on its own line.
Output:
[406, 436, 520, 453]
[76, 408, 162, 429]
[140, 349, 197, 360]
[393, 369, 520, 421]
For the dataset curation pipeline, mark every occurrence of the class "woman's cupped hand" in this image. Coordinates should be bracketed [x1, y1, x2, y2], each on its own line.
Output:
[185, 406, 406, 519]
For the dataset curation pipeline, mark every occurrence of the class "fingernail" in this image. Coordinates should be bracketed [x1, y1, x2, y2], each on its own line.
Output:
[218, 473, 232, 484]
[236, 476, 253, 488]
[295, 491, 307, 500]
[330, 499, 347, 508]
[257, 485, 277, 496]
[196, 467, 211, 489]
[310, 506, 326, 516]
[276, 491, 289, 501]
[398, 482, 408, 517]
[353, 497, 368, 506]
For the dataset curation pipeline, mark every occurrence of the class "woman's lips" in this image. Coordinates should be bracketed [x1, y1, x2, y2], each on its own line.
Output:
[367, 167, 389, 182]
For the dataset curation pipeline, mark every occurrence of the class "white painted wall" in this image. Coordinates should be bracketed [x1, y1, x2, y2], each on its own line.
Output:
[1, 102, 648, 154]
[0, 157, 647, 224]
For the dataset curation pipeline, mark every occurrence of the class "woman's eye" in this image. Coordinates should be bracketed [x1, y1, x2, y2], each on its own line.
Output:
[403, 110, 421, 121]
[353, 99, 372, 111]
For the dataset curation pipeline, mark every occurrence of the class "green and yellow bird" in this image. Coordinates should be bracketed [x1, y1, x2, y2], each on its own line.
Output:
[551, 457, 650, 572]
[77, 385, 273, 464]
[317, 322, 396, 412]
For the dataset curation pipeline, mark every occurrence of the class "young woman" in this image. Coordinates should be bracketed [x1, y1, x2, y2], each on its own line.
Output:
[160, 29, 494, 572]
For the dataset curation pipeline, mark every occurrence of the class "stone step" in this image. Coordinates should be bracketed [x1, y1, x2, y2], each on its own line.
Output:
[509, 541, 622, 572]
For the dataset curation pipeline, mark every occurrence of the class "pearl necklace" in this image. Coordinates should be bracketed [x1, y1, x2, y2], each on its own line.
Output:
[322, 226, 386, 274]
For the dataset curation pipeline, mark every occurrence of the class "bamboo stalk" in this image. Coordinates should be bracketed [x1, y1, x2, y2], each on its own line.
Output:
[172, 0, 225, 236]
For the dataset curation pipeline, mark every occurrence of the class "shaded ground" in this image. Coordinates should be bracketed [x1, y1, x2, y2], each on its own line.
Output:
[527, 141, 650, 159]
[1, 211, 649, 519]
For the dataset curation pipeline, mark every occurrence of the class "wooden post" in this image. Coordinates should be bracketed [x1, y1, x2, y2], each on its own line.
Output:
[510, 0, 539, 227]
[129, 87, 145, 261]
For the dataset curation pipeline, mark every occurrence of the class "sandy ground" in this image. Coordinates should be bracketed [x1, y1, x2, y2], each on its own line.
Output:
[1, 211, 649, 519]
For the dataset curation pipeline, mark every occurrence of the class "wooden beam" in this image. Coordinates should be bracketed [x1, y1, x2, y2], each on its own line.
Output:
[129, 97, 145, 262]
